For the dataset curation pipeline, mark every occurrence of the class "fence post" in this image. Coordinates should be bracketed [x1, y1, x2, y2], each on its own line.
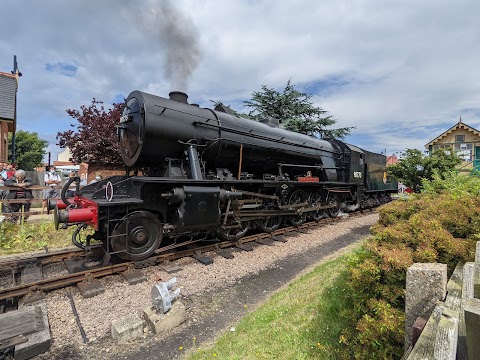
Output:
[405, 263, 447, 350]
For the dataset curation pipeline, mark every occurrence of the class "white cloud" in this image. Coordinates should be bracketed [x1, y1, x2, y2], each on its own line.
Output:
[1, 0, 480, 157]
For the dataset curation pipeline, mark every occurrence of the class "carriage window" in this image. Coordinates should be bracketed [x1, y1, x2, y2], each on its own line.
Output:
[359, 155, 363, 165]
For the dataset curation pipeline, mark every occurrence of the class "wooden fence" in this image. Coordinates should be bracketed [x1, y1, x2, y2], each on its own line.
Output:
[406, 242, 480, 359]
[0, 185, 63, 220]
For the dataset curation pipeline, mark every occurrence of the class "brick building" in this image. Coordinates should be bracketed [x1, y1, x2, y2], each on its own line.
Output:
[0, 71, 18, 162]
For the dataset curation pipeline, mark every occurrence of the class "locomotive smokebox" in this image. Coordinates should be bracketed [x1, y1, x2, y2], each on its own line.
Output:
[169, 91, 189, 104]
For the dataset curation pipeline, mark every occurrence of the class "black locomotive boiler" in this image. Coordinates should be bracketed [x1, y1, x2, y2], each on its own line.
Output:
[53, 90, 397, 261]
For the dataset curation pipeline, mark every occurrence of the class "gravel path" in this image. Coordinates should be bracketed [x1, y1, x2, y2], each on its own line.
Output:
[35, 212, 378, 359]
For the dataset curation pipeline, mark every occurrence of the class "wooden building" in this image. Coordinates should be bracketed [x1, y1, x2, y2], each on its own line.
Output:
[0, 71, 18, 162]
[425, 118, 480, 173]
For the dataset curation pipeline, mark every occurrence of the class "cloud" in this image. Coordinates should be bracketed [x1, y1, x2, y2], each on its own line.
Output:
[1, 0, 480, 158]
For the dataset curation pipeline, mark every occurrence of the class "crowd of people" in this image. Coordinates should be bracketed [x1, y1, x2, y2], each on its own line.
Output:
[0, 164, 99, 224]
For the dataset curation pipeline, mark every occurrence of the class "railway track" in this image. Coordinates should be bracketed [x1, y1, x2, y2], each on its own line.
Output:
[0, 210, 372, 302]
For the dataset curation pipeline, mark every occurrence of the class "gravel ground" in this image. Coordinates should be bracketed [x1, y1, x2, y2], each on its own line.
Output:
[32, 212, 378, 358]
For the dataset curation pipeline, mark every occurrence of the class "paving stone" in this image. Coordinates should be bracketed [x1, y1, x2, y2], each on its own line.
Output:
[143, 301, 187, 334]
[111, 314, 144, 344]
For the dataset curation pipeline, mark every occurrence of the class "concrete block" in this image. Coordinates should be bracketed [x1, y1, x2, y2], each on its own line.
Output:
[111, 314, 144, 344]
[15, 301, 51, 360]
[405, 263, 447, 350]
[475, 241, 480, 270]
[122, 269, 147, 285]
[433, 308, 459, 360]
[463, 262, 475, 301]
[77, 279, 105, 298]
[464, 298, 480, 360]
[143, 301, 187, 334]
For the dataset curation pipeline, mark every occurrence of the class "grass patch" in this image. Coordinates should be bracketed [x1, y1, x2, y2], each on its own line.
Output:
[0, 220, 75, 255]
[187, 249, 358, 359]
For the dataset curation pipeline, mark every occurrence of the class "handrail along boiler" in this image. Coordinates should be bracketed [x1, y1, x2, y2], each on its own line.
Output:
[53, 90, 397, 261]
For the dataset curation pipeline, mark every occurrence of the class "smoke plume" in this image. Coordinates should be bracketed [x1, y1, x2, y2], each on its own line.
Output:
[131, 0, 201, 91]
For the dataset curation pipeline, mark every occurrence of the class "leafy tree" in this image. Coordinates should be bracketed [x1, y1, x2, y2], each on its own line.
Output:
[243, 80, 354, 139]
[387, 148, 462, 192]
[57, 99, 124, 164]
[8, 130, 48, 170]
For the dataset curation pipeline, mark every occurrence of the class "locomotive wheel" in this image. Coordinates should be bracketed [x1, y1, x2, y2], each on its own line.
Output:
[257, 200, 282, 233]
[217, 219, 251, 241]
[110, 211, 163, 261]
[287, 189, 308, 226]
[308, 190, 325, 221]
[326, 194, 340, 218]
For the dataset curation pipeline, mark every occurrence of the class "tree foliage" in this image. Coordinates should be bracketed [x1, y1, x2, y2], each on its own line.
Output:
[57, 99, 124, 164]
[387, 148, 462, 192]
[243, 80, 354, 139]
[8, 130, 48, 170]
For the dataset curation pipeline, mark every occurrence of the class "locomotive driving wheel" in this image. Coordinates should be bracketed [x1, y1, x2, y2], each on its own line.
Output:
[256, 200, 282, 233]
[287, 189, 308, 226]
[110, 211, 163, 261]
[326, 194, 340, 218]
[217, 218, 251, 241]
[308, 190, 325, 221]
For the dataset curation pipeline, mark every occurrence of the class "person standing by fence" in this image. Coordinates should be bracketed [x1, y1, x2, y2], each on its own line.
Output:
[5, 169, 33, 223]
[0, 164, 8, 212]
[43, 165, 61, 212]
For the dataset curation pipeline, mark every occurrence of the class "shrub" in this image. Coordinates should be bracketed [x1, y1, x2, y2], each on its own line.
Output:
[336, 173, 480, 359]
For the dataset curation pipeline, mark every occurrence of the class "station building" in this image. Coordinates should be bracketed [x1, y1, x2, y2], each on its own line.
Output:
[0, 71, 18, 162]
[425, 118, 480, 173]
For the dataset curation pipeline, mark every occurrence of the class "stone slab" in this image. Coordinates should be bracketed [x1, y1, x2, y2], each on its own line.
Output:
[433, 308, 458, 360]
[158, 261, 182, 274]
[15, 301, 51, 360]
[143, 301, 187, 334]
[235, 243, 254, 252]
[111, 314, 144, 344]
[271, 235, 288, 243]
[21, 264, 42, 285]
[214, 248, 234, 259]
[77, 279, 105, 298]
[191, 254, 214, 265]
[405, 263, 447, 350]
[255, 238, 275, 246]
[122, 269, 147, 285]
[464, 297, 480, 360]
[64, 258, 88, 274]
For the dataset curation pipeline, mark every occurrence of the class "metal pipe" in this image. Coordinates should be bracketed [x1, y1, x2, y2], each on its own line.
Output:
[237, 144, 243, 180]
[187, 145, 203, 180]
[67, 289, 89, 343]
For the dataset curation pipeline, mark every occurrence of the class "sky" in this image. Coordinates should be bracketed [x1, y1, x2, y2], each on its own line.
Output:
[2, 0, 480, 161]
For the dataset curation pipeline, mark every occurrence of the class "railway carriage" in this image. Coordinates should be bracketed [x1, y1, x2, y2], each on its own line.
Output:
[53, 90, 397, 261]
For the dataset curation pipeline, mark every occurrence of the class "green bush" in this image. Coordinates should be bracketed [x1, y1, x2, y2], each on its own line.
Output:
[337, 172, 480, 359]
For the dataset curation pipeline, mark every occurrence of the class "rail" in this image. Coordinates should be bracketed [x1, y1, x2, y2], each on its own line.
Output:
[0, 212, 375, 301]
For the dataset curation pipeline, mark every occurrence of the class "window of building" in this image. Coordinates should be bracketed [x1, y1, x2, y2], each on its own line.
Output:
[454, 143, 473, 161]
[455, 134, 465, 142]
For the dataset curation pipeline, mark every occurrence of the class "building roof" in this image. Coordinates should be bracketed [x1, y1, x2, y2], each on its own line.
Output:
[0, 72, 17, 121]
[425, 119, 480, 147]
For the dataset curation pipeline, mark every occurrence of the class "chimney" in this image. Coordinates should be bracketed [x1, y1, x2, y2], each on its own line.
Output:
[169, 91, 189, 104]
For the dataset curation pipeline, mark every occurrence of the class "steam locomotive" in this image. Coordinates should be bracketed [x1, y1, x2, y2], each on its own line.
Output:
[53, 90, 397, 261]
